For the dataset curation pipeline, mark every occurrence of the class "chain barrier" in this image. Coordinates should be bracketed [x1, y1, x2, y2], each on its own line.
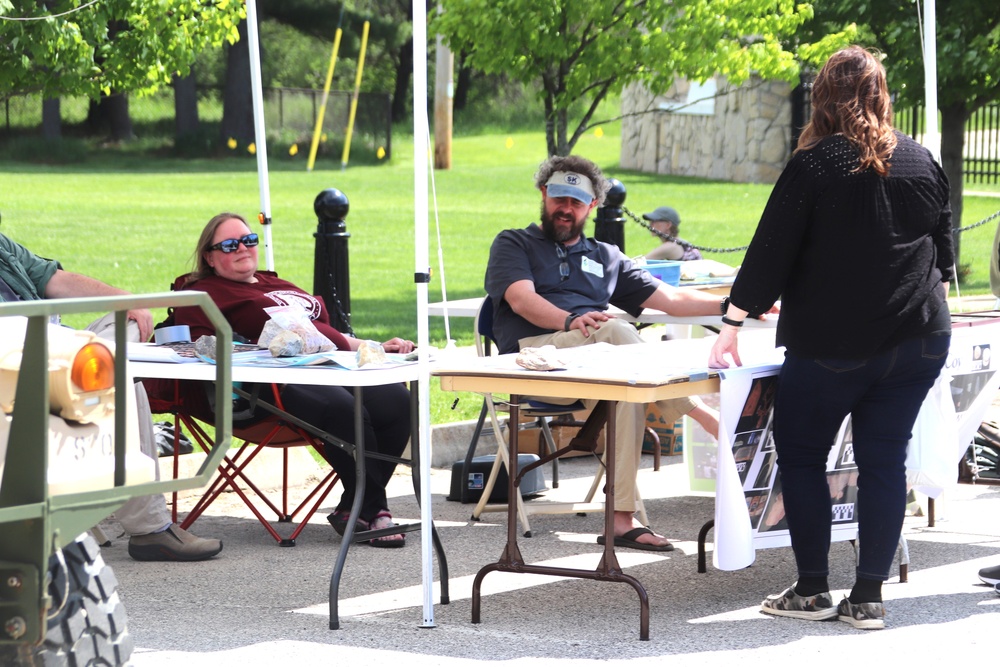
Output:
[622, 206, 750, 254]
[955, 208, 1000, 233]
[622, 205, 1000, 254]
[323, 271, 354, 337]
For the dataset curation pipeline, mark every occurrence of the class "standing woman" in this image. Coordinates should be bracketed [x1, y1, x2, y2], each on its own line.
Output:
[708, 46, 954, 629]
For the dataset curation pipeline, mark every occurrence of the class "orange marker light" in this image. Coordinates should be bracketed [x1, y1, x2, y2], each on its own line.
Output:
[71, 343, 115, 392]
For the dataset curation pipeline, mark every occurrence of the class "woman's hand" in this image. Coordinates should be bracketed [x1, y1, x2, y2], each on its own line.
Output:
[708, 326, 742, 369]
[381, 337, 414, 354]
[760, 303, 780, 317]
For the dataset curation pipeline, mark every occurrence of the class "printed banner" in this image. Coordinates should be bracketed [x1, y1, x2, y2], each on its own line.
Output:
[711, 313, 1000, 570]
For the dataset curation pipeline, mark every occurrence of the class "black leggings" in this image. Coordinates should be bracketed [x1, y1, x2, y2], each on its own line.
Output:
[279, 382, 411, 522]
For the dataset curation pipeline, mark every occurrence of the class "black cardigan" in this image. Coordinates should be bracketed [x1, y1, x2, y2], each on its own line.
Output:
[731, 131, 954, 359]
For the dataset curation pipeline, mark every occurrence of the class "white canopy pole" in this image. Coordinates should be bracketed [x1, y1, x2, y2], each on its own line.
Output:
[245, 0, 275, 271]
[412, 0, 435, 628]
[922, 0, 941, 163]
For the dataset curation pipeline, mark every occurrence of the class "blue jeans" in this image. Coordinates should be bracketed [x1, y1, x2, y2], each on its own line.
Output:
[773, 334, 950, 582]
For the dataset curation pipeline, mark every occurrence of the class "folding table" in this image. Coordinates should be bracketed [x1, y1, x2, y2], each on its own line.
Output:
[130, 356, 449, 629]
[433, 332, 779, 640]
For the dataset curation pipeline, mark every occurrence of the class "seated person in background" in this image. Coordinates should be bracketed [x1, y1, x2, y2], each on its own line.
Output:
[0, 229, 221, 561]
[642, 206, 703, 261]
[171, 212, 413, 548]
[486, 155, 752, 552]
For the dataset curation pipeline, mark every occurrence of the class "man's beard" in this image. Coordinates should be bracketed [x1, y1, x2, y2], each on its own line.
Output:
[540, 204, 586, 243]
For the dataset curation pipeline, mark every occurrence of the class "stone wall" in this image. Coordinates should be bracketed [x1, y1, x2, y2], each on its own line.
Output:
[620, 76, 793, 184]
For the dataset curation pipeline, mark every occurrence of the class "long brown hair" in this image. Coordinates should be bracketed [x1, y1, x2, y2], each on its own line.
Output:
[796, 46, 897, 176]
[183, 212, 250, 287]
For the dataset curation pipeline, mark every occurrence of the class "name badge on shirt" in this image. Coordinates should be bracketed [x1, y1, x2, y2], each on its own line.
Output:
[581, 256, 604, 278]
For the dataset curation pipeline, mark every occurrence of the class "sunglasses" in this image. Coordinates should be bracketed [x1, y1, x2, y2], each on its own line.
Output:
[555, 244, 569, 281]
[209, 233, 259, 253]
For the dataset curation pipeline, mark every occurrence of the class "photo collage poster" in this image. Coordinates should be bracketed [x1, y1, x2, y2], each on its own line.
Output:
[946, 315, 1000, 458]
[709, 313, 1000, 569]
[727, 372, 859, 550]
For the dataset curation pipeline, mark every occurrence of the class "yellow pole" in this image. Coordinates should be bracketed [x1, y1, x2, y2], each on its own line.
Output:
[341, 20, 370, 170]
[307, 27, 343, 172]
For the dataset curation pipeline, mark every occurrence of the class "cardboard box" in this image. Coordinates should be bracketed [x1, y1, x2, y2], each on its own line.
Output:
[643, 405, 684, 456]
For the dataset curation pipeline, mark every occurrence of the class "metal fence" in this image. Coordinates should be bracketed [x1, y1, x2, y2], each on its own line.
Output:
[1, 86, 392, 159]
[792, 80, 1000, 184]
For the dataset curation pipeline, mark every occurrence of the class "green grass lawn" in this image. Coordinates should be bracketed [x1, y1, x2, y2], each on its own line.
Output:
[2, 127, 998, 423]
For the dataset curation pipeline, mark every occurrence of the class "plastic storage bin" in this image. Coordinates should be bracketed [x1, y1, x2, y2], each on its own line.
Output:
[642, 260, 682, 286]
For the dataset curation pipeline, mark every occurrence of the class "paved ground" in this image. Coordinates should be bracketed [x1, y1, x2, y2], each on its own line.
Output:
[97, 438, 1000, 666]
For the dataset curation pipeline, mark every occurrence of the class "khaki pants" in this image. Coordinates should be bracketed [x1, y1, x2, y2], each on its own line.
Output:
[520, 318, 694, 512]
[87, 314, 172, 536]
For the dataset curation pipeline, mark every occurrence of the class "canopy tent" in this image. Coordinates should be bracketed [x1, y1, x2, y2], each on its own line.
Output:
[922, 0, 940, 163]
[240, 0, 943, 631]
[244, 0, 436, 627]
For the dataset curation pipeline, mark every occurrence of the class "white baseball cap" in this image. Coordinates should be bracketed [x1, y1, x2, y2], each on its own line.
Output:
[545, 171, 596, 204]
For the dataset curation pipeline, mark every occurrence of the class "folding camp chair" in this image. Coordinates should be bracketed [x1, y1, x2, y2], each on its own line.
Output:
[147, 377, 340, 546]
[463, 295, 648, 536]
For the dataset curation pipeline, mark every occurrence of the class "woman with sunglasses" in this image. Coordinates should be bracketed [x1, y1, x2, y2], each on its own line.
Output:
[173, 212, 414, 547]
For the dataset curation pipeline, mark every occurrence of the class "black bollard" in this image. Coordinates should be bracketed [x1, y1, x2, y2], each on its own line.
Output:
[594, 178, 626, 252]
[313, 188, 353, 334]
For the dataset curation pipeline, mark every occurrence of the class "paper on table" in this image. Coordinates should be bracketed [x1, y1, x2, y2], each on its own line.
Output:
[200, 349, 417, 370]
[127, 342, 267, 364]
[127, 343, 204, 364]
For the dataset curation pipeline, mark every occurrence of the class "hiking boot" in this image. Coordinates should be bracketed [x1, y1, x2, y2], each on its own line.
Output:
[837, 597, 885, 630]
[128, 524, 223, 562]
[761, 584, 837, 620]
[978, 563, 1000, 586]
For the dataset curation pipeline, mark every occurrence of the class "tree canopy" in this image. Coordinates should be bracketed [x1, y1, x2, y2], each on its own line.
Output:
[802, 1, 1000, 259]
[433, 0, 845, 156]
[0, 0, 245, 99]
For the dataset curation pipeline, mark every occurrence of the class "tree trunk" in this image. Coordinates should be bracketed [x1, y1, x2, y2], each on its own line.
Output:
[173, 70, 200, 139]
[221, 19, 255, 146]
[85, 93, 134, 141]
[544, 92, 557, 157]
[556, 108, 569, 156]
[41, 98, 61, 140]
[392, 36, 413, 123]
[453, 55, 472, 111]
[104, 93, 134, 141]
[940, 104, 968, 269]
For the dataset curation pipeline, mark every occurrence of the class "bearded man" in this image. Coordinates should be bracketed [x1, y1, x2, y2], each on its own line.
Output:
[484, 155, 727, 551]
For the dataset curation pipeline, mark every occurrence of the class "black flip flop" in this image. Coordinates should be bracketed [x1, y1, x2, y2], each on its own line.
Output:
[597, 527, 675, 552]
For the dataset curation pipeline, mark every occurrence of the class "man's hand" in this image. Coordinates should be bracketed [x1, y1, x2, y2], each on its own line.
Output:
[128, 309, 154, 342]
[567, 310, 614, 337]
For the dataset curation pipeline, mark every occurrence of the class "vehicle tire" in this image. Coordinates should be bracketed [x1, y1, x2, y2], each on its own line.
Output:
[0, 532, 133, 667]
